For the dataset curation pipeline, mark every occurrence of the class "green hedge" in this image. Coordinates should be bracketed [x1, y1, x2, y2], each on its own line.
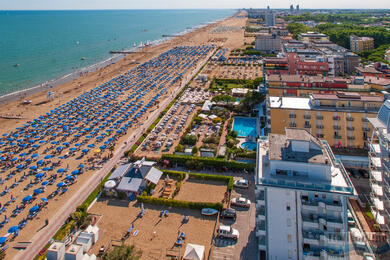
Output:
[161, 154, 255, 171]
[137, 196, 223, 210]
[162, 169, 233, 191]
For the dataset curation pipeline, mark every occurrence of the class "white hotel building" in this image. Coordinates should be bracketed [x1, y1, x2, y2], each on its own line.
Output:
[368, 100, 390, 241]
[255, 128, 356, 260]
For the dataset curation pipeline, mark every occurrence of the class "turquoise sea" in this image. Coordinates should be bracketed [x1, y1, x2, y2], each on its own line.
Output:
[0, 9, 235, 96]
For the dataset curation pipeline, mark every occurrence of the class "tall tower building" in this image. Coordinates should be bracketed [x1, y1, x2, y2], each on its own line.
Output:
[296, 4, 300, 12]
[290, 4, 294, 13]
[255, 128, 355, 260]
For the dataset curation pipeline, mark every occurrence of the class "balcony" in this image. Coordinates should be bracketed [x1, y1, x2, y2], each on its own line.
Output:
[362, 127, 370, 132]
[289, 114, 296, 118]
[301, 200, 319, 211]
[316, 115, 324, 120]
[347, 136, 355, 140]
[316, 125, 324, 129]
[258, 235, 266, 250]
[304, 124, 311, 128]
[302, 216, 320, 229]
[333, 125, 341, 130]
[362, 117, 369, 122]
[304, 115, 311, 119]
[289, 123, 296, 127]
[347, 126, 354, 131]
[334, 135, 342, 139]
[333, 116, 340, 121]
[346, 117, 354, 121]
[317, 134, 324, 138]
[302, 232, 320, 246]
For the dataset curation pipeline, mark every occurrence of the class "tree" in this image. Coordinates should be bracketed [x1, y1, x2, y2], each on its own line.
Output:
[181, 135, 197, 146]
[103, 245, 142, 260]
[286, 23, 310, 39]
[212, 94, 236, 103]
[192, 146, 198, 155]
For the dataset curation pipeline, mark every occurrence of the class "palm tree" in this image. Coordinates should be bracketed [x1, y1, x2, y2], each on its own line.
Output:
[102, 245, 142, 260]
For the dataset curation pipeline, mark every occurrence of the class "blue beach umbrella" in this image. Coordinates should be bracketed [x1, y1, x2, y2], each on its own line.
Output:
[71, 170, 79, 175]
[34, 188, 43, 195]
[29, 205, 39, 213]
[29, 165, 37, 170]
[8, 226, 19, 233]
[41, 198, 48, 203]
[22, 195, 33, 203]
[57, 168, 65, 173]
[57, 182, 65, 187]
[35, 173, 44, 179]
[41, 181, 49, 186]
[44, 155, 52, 159]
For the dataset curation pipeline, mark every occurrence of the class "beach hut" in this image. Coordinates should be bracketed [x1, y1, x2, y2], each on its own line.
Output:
[183, 243, 205, 260]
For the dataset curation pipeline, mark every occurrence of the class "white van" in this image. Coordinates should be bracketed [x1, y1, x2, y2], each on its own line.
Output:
[350, 227, 366, 249]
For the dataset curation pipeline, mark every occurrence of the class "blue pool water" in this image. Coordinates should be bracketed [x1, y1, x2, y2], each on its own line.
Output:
[232, 117, 257, 137]
[241, 141, 257, 150]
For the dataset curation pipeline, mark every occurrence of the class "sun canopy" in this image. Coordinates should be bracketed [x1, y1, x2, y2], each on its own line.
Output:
[183, 243, 205, 260]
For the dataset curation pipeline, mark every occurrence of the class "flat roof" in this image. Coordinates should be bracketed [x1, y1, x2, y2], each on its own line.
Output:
[269, 131, 326, 164]
[311, 92, 383, 102]
[267, 74, 349, 84]
[257, 138, 354, 195]
[269, 96, 311, 110]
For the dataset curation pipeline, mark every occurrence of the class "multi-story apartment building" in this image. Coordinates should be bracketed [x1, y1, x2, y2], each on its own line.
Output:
[367, 100, 390, 239]
[266, 74, 373, 97]
[265, 10, 276, 27]
[298, 32, 330, 43]
[255, 34, 282, 54]
[350, 35, 375, 53]
[255, 128, 355, 259]
[268, 92, 383, 150]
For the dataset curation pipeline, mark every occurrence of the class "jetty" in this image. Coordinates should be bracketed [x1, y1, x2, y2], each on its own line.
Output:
[109, 51, 149, 54]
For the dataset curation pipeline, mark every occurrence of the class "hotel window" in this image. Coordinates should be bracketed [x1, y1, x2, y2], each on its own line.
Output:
[288, 250, 293, 259]
[287, 218, 292, 227]
[287, 234, 292, 243]
[286, 203, 291, 211]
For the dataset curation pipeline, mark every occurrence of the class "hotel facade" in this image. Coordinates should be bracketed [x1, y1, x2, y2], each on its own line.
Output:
[367, 101, 390, 243]
[255, 128, 355, 259]
[268, 92, 383, 150]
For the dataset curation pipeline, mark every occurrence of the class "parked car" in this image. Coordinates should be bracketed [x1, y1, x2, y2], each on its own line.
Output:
[350, 227, 366, 249]
[363, 253, 376, 260]
[359, 169, 369, 178]
[231, 197, 251, 208]
[347, 210, 356, 226]
[216, 225, 239, 240]
[347, 168, 360, 178]
[233, 179, 249, 189]
[220, 208, 236, 219]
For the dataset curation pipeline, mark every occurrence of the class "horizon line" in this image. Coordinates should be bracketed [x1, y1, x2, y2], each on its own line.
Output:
[1, 8, 390, 11]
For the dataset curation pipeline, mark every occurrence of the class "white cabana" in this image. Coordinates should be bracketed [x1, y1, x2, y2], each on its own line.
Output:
[183, 243, 205, 260]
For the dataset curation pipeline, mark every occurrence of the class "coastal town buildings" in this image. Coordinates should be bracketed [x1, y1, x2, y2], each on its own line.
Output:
[350, 35, 375, 53]
[255, 128, 355, 259]
[255, 34, 282, 54]
[263, 39, 360, 76]
[367, 100, 390, 241]
[268, 92, 384, 150]
[266, 74, 374, 97]
[298, 32, 330, 43]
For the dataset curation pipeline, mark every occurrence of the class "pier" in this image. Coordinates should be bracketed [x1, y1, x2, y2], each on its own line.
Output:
[109, 51, 149, 54]
[162, 34, 181, 37]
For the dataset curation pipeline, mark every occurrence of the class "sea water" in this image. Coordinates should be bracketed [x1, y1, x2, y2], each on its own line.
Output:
[0, 9, 235, 96]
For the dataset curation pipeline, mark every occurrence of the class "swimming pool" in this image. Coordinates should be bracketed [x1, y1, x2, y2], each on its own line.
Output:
[232, 117, 257, 137]
[241, 141, 257, 150]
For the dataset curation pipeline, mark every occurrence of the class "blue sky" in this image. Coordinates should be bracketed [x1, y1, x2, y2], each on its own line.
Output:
[1, 0, 389, 10]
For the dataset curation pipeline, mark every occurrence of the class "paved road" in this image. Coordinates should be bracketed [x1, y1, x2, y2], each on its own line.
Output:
[15, 51, 213, 260]
[211, 177, 257, 260]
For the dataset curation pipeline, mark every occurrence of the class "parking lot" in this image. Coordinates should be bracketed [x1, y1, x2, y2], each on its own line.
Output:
[211, 176, 257, 260]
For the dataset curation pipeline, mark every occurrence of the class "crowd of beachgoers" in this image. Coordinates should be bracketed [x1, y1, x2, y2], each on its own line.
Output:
[0, 45, 214, 248]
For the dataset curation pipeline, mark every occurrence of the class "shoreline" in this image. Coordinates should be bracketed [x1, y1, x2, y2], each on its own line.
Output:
[0, 14, 234, 106]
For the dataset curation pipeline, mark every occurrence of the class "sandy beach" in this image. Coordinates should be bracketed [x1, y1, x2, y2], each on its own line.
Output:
[0, 12, 247, 259]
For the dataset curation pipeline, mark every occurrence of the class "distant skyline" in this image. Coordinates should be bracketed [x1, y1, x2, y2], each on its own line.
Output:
[1, 0, 389, 10]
